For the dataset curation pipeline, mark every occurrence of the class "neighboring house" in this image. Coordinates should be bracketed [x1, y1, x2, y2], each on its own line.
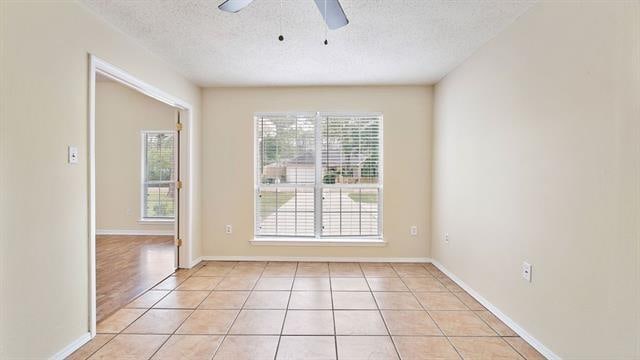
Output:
[263, 146, 371, 184]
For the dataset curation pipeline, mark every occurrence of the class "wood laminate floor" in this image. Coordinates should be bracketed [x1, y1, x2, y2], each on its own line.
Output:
[96, 235, 175, 322]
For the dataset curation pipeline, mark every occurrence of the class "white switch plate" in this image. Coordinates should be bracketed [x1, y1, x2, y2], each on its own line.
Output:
[444, 233, 449, 244]
[410, 226, 418, 236]
[225, 225, 232, 234]
[522, 262, 532, 282]
[68, 146, 79, 164]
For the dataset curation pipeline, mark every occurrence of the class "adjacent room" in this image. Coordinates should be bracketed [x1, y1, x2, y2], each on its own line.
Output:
[1, 1, 638, 359]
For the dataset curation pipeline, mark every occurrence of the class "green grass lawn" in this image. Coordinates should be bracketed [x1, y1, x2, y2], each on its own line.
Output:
[348, 192, 378, 204]
[259, 191, 295, 216]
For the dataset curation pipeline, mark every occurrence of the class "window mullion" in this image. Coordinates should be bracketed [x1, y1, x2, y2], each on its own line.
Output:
[314, 112, 322, 239]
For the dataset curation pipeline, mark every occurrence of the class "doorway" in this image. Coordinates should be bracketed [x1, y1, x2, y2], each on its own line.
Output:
[94, 73, 180, 322]
[88, 55, 194, 335]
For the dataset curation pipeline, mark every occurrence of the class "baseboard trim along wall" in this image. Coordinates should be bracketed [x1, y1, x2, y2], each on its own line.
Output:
[431, 260, 561, 360]
[96, 229, 174, 236]
[50, 332, 92, 360]
[195, 256, 432, 264]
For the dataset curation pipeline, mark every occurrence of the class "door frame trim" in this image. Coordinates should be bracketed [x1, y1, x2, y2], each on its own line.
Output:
[88, 54, 195, 336]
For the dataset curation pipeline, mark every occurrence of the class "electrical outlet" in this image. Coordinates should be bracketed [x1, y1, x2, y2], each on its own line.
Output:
[522, 262, 532, 282]
[410, 226, 418, 236]
[68, 146, 79, 164]
[444, 233, 449, 244]
[225, 225, 232, 234]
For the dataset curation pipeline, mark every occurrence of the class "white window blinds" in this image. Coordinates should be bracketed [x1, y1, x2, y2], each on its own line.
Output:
[255, 113, 382, 239]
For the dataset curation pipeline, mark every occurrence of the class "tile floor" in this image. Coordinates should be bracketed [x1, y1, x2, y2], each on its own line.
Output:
[69, 261, 546, 359]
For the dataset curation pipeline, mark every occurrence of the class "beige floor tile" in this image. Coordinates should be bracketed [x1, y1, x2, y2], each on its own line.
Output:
[334, 310, 388, 335]
[229, 309, 286, 334]
[123, 309, 192, 334]
[393, 336, 461, 359]
[254, 277, 294, 291]
[293, 277, 330, 291]
[392, 264, 431, 277]
[152, 335, 223, 359]
[262, 262, 298, 277]
[374, 292, 422, 310]
[331, 277, 370, 291]
[475, 310, 518, 336]
[88, 334, 168, 359]
[176, 277, 222, 291]
[438, 277, 464, 292]
[288, 291, 333, 309]
[213, 335, 279, 360]
[67, 334, 115, 360]
[276, 336, 336, 360]
[215, 277, 259, 291]
[296, 262, 329, 277]
[97, 308, 146, 333]
[126, 290, 170, 309]
[199, 291, 250, 309]
[381, 310, 442, 335]
[367, 277, 409, 291]
[361, 263, 398, 277]
[153, 290, 210, 309]
[332, 291, 378, 309]
[449, 337, 524, 359]
[154, 276, 182, 290]
[503, 337, 547, 360]
[282, 310, 334, 335]
[228, 264, 266, 277]
[414, 292, 468, 310]
[337, 336, 399, 360]
[244, 291, 290, 309]
[454, 292, 486, 310]
[402, 277, 448, 292]
[193, 266, 232, 277]
[329, 262, 363, 277]
[176, 309, 239, 334]
[429, 311, 497, 336]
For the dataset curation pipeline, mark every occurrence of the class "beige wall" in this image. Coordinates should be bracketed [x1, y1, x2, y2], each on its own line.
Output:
[96, 81, 176, 233]
[0, 1, 201, 358]
[202, 86, 432, 259]
[431, 1, 640, 358]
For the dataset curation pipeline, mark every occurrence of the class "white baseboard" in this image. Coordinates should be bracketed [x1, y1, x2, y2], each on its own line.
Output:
[96, 229, 174, 236]
[199, 255, 431, 263]
[431, 260, 560, 360]
[50, 332, 91, 360]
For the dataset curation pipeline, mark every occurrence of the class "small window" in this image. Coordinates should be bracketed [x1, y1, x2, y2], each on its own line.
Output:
[255, 113, 382, 239]
[142, 131, 176, 220]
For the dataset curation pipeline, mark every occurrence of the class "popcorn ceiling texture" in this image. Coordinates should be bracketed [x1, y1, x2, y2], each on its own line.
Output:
[81, 0, 534, 86]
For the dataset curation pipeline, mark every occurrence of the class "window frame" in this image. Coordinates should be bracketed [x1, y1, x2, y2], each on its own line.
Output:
[140, 130, 177, 222]
[253, 112, 383, 242]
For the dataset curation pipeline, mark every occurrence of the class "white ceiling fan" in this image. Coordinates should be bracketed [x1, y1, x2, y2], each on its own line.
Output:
[218, 0, 349, 30]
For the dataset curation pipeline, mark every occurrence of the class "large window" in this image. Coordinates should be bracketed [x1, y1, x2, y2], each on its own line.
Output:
[142, 131, 176, 220]
[255, 113, 382, 239]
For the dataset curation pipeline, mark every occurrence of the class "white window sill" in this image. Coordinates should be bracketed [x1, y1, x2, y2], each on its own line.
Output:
[250, 237, 386, 247]
[138, 218, 175, 224]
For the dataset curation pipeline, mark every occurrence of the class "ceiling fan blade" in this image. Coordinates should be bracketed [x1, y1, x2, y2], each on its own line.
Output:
[218, 0, 255, 13]
[313, 0, 349, 30]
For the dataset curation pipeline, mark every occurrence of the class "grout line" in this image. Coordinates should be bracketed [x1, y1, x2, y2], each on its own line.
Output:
[272, 262, 297, 360]
[330, 263, 339, 360]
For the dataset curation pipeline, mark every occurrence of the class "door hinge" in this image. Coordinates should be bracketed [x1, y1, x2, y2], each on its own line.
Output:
[176, 180, 183, 189]
[175, 238, 183, 247]
[176, 122, 183, 132]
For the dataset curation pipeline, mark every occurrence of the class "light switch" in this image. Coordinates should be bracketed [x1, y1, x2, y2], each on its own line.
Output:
[68, 146, 79, 164]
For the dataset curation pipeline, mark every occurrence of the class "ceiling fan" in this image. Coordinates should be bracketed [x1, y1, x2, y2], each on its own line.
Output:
[218, 0, 350, 31]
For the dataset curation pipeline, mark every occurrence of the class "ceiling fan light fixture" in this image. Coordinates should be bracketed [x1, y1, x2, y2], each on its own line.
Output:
[218, 0, 255, 13]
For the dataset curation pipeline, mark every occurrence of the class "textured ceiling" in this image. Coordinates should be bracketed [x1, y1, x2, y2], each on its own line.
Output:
[82, 0, 534, 86]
